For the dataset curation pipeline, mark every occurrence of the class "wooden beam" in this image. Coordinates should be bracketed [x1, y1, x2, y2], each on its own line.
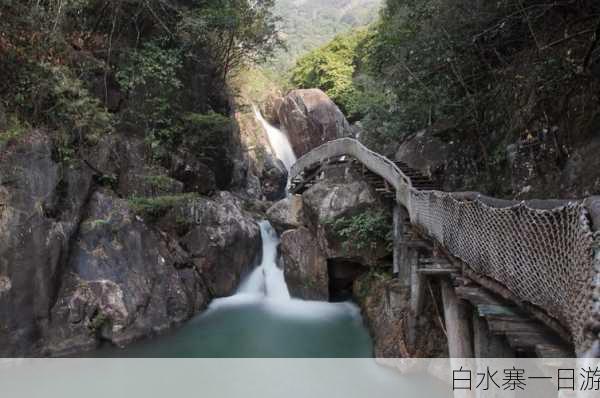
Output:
[418, 267, 460, 275]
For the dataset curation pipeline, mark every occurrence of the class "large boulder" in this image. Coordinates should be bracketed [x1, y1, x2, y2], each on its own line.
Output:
[302, 180, 389, 265]
[0, 128, 261, 356]
[266, 195, 304, 234]
[393, 127, 485, 193]
[45, 191, 208, 355]
[169, 152, 217, 195]
[179, 192, 262, 297]
[261, 93, 284, 126]
[280, 227, 329, 300]
[277, 89, 351, 157]
[260, 153, 287, 201]
[394, 129, 454, 184]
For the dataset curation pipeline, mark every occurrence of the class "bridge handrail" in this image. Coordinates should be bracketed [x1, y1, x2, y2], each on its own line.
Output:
[290, 138, 414, 205]
[291, 138, 600, 355]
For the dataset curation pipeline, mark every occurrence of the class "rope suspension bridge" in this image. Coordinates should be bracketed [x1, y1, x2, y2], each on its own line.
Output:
[290, 138, 600, 358]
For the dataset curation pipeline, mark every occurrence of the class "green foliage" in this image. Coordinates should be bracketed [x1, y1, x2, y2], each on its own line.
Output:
[288, 0, 600, 195]
[9, 60, 113, 161]
[180, 111, 233, 158]
[81, 218, 111, 233]
[268, 0, 382, 71]
[354, 267, 392, 298]
[326, 210, 392, 252]
[88, 311, 109, 335]
[47, 64, 114, 141]
[0, 114, 29, 143]
[177, 0, 283, 79]
[128, 193, 199, 222]
[117, 41, 183, 158]
[143, 175, 178, 192]
[0, 0, 281, 171]
[291, 29, 369, 120]
[97, 174, 118, 190]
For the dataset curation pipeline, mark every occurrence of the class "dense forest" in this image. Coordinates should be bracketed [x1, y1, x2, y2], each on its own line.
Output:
[291, 0, 600, 197]
[0, 0, 281, 183]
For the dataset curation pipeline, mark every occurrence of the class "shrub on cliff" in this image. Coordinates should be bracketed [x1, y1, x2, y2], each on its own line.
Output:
[326, 209, 393, 252]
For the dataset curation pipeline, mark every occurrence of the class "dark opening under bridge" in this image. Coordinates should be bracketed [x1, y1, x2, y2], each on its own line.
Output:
[289, 138, 600, 358]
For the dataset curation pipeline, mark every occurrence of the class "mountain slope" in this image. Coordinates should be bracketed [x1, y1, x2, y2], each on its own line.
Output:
[271, 0, 382, 70]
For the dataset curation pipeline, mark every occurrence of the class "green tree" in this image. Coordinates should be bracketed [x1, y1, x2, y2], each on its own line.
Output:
[290, 29, 369, 121]
[177, 0, 283, 82]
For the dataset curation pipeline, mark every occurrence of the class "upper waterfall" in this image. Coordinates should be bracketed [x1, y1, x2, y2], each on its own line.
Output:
[254, 106, 297, 171]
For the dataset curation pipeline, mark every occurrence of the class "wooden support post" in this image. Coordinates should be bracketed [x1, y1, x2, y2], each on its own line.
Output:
[441, 279, 474, 358]
[473, 311, 514, 398]
[393, 205, 411, 286]
[473, 310, 514, 358]
[407, 247, 424, 346]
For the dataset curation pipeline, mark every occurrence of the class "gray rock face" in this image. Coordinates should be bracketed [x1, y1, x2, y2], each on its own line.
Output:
[302, 180, 388, 265]
[277, 89, 350, 157]
[261, 93, 283, 126]
[45, 191, 208, 355]
[116, 136, 182, 198]
[0, 129, 262, 356]
[302, 180, 378, 223]
[280, 227, 329, 300]
[394, 129, 454, 185]
[0, 102, 6, 131]
[559, 137, 600, 198]
[260, 154, 287, 201]
[180, 192, 261, 297]
[266, 195, 304, 234]
[169, 153, 216, 195]
[0, 131, 100, 356]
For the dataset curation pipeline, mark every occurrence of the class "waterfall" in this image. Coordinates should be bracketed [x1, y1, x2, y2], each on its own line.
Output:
[254, 106, 297, 172]
[238, 221, 290, 300]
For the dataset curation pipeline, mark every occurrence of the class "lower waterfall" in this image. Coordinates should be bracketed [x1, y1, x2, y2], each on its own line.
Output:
[237, 221, 290, 300]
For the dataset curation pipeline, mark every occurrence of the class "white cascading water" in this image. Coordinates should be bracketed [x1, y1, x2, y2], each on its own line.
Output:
[238, 221, 290, 300]
[253, 106, 297, 171]
[207, 108, 358, 320]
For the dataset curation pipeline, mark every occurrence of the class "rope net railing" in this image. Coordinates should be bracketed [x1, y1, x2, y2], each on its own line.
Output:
[409, 189, 598, 352]
[291, 138, 600, 353]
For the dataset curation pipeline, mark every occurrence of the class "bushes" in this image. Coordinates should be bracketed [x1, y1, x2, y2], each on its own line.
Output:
[0, 114, 29, 144]
[128, 193, 199, 222]
[116, 41, 183, 157]
[326, 209, 392, 252]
